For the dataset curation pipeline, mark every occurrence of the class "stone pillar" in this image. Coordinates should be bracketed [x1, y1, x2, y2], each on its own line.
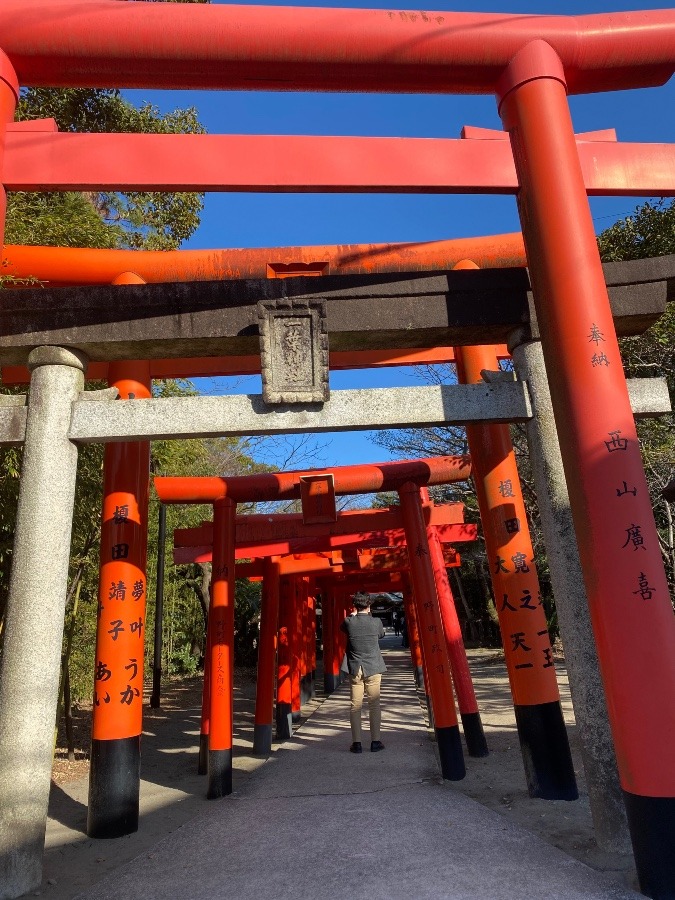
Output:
[510, 334, 630, 852]
[0, 346, 87, 900]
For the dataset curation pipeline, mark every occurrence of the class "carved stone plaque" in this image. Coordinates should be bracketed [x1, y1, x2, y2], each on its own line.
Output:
[258, 299, 329, 404]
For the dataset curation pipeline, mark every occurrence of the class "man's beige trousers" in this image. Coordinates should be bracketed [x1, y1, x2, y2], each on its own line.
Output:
[349, 668, 382, 742]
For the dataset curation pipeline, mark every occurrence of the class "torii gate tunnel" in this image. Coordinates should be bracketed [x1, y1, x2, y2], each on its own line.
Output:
[155, 460, 484, 794]
[0, 3, 674, 899]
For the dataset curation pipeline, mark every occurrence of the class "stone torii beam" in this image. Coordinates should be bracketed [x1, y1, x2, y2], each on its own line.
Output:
[0, 256, 670, 366]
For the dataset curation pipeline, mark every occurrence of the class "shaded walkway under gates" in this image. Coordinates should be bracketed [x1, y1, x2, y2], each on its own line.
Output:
[45, 638, 639, 900]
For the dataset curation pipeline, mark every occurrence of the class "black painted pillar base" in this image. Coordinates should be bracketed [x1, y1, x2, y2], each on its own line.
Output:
[414, 665, 424, 688]
[461, 711, 489, 758]
[300, 674, 310, 705]
[624, 791, 675, 899]
[324, 672, 340, 695]
[514, 701, 578, 800]
[87, 736, 140, 838]
[436, 725, 466, 781]
[276, 702, 292, 739]
[197, 733, 208, 775]
[207, 749, 232, 799]
[292, 709, 302, 723]
[311, 669, 316, 699]
[253, 723, 273, 756]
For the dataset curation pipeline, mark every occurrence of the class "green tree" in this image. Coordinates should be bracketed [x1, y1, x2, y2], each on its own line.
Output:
[7, 87, 205, 251]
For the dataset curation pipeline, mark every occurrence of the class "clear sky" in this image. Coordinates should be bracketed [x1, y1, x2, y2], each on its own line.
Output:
[125, 0, 674, 471]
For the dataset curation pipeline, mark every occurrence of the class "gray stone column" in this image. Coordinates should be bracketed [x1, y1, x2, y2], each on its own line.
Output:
[509, 333, 630, 853]
[0, 346, 87, 900]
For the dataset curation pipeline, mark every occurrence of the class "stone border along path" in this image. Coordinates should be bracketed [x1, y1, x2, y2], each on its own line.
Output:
[38, 637, 640, 900]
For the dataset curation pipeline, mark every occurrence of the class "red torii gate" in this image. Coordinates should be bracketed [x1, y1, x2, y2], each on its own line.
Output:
[172, 503, 470, 561]
[154, 458, 576, 804]
[154, 457, 474, 795]
[0, 4, 673, 896]
[172, 507, 473, 755]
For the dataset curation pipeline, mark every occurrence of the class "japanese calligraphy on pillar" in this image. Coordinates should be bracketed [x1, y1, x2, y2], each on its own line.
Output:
[486, 446, 559, 707]
[588, 310, 665, 612]
[92, 483, 147, 741]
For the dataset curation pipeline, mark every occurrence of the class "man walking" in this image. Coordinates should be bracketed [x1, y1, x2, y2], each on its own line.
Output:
[340, 593, 386, 753]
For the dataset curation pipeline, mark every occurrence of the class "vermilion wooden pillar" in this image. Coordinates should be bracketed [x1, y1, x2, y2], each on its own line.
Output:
[405, 565, 436, 728]
[334, 589, 348, 686]
[398, 483, 465, 780]
[430, 530, 488, 756]
[499, 41, 675, 894]
[321, 583, 340, 694]
[0, 51, 18, 254]
[421, 489, 488, 758]
[401, 574, 425, 689]
[276, 576, 293, 739]
[87, 358, 151, 837]
[253, 557, 280, 755]
[455, 334, 576, 799]
[291, 577, 303, 721]
[300, 578, 311, 705]
[206, 498, 237, 800]
[198, 584, 212, 775]
[206, 497, 236, 798]
[307, 581, 317, 699]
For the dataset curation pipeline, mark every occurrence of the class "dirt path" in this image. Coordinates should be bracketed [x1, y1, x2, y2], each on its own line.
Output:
[39, 644, 637, 899]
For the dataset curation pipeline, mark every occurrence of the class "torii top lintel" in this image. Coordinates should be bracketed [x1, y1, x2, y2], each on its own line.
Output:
[154, 456, 471, 505]
[1, 2, 673, 95]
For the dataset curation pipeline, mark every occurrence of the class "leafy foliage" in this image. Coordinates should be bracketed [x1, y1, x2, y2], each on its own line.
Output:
[7, 87, 205, 252]
[598, 199, 675, 264]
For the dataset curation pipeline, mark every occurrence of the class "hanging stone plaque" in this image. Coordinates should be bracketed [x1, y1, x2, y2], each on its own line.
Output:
[258, 298, 329, 404]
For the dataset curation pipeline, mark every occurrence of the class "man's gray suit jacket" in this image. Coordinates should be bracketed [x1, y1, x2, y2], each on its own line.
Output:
[340, 613, 386, 676]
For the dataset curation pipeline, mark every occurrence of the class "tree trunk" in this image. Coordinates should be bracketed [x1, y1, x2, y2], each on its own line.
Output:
[450, 567, 476, 641]
[197, 562, 211, 628]
[64, 666, 75, 762]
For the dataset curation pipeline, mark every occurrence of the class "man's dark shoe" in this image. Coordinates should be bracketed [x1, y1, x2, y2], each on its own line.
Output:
[370, 741, 385, 752]
[349, 742, 362, 754]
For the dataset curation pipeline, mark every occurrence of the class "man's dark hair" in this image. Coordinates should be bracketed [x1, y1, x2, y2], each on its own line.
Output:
[352, 592, 371, 611]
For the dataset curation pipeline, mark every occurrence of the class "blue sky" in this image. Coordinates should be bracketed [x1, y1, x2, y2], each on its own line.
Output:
[126, 0, 674, 470]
